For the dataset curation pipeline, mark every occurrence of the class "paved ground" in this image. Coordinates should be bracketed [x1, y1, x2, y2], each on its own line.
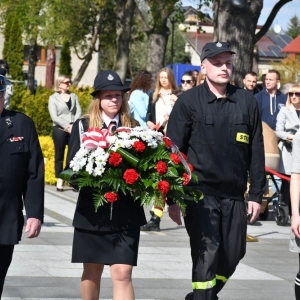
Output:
[2, 184, 297, 300]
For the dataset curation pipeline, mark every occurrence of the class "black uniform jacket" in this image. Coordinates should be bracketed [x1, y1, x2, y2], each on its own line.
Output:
[66, 118, 147, 232]
[0, 109, 44, 245]
[167, 81, 266, 203]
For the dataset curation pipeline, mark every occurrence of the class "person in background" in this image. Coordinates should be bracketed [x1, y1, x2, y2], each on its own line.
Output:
[281, 83, 294, 96]
[255, 69, 287, 130]
[143, 67, 178, 231]
[0, 75, 44, 298]
[48, 75, 82, 192]
[192, 69, 199, 81]
[146, 67, 178, 133]
[256, 73, 266, 92]
[0, 59, 13, 109]
[243, 71, 259, 95]
[66, 70, 146, 300]
[181, 71, 196, 92]
[196, 71, 206, 85]
[290, 128, 300, 300]
[128, 70, 152, 127]
[276, 85, 300, 216]
[167, 41, 265, 300]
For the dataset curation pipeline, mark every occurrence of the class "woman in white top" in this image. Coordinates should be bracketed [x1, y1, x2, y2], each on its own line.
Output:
[276, 84, 300, 214]
[146, 68, 178, 132]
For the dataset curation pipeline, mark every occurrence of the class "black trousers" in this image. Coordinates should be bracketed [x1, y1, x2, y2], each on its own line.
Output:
[0, 244, 14, 297]
[184, 195, 247, 300]
[52, 125, 70, 178]
[279, 174, 291, 215]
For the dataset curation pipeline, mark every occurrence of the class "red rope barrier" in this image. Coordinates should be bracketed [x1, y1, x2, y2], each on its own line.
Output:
[265, 166, 291, 181]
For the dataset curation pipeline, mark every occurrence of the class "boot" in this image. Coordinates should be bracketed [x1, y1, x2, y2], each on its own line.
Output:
[140, 215, 161, 231]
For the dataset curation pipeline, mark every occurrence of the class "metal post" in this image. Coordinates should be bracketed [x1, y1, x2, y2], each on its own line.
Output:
[170, 18, 176, 70]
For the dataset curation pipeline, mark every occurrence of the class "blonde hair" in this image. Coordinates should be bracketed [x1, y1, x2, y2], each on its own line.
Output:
[55, 74, 70, 91]
[196, 71, 206, 85]
[84, 91, 132, 128]
[153, 68, 177, 102]
[286, 84, 300, 107]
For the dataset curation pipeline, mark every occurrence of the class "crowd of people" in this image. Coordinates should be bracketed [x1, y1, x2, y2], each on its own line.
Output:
[1, 39, 300, 300]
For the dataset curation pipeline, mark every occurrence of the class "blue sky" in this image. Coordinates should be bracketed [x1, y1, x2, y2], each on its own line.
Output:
[182, 0, 300, 32]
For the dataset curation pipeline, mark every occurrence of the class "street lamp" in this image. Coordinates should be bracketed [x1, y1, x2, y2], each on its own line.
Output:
[169, 18, 176, 70]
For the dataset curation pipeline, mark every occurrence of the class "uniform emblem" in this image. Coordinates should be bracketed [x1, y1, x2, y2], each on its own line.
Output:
[216, 42, 222, 47]
[236, 132, 249, 144]
[107, 74, 114, 80]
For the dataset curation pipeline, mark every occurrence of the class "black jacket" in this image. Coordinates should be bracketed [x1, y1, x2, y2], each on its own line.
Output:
[66, 118, 146, 232]
[0, 109, 44, 244]
[167, 81, 265, 203]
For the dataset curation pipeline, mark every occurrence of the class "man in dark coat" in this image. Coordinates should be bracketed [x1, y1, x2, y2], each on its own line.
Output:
[0, 75, 44, 297]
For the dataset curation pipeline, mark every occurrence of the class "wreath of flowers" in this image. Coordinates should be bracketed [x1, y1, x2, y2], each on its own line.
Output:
[61, 126, 203, 216]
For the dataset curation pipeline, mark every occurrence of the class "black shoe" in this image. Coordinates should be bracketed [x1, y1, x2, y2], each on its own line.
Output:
[56, 187, 64, 192]
[140, 215, 161, 231]
[185, 292, 194, 300]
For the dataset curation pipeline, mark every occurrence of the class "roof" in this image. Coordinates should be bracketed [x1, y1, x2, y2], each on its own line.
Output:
[182, 31, 292, 60]
[281, 34, 300, 54]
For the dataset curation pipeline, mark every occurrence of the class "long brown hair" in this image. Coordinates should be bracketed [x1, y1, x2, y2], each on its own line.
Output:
[153, 68, 177, 102]
[84, 91, 132, 128]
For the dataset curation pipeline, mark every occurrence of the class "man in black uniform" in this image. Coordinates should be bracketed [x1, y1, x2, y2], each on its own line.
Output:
[167, 42, 265, 300]
[0, 75, 44, 297]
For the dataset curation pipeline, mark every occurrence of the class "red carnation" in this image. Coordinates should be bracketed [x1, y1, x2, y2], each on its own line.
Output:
[170, 153, 181, 164]
[180, 152, 188, 162]
[157, 180, 170, 194]
[183, 173, 190, 186]
[123, 169, 139, 184]
[188, 163, 194, 172]
[156, 160, 168, 175]
[108, 152, 122, 167]
[163, 137, 172, 148]
[133, 141, 146, 152]
[104, 192, 118, 203]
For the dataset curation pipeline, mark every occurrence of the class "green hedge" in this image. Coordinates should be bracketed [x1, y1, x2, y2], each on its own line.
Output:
[10, 85, 93, 184]
[10, 85, 93, 136]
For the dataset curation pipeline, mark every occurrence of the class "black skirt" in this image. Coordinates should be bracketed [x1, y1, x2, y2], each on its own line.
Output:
[72, 227, 141, 266]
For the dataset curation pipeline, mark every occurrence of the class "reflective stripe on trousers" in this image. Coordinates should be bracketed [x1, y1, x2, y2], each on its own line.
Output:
[192, 274, 229, 289]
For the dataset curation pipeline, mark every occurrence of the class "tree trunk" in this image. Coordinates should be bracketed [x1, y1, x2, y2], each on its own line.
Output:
[28, 41, 38, 94]
[45, 45, 56, 89]
[72, 13, 103, 87]
[114, 0, 136, 82]
[213, 1, 263, 86]
[146, 32, 168, 84]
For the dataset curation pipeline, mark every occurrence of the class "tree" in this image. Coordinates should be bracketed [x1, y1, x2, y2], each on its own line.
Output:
[165, 24, 190, 65]
[114, 0, 136, 82]
[59, 40, 72, 78]
[45, 0, 117, 87]
[2, 10, 24, 80]
[135, 0, 185, 81]
[272, 55, 300, 84]
[285, 15, 300, 39]
[198, 0, 293, 86]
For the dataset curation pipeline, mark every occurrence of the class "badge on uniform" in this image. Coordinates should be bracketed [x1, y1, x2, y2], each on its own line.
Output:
[5, 117, 13, 128]
[236, 132, 249, 144]
[8, 136, 24, 142]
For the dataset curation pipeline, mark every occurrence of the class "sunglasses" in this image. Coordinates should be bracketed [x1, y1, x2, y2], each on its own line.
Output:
[62, 80, 71, 85]
[181, 79, 193, 84]
[288, 92, 300, 97]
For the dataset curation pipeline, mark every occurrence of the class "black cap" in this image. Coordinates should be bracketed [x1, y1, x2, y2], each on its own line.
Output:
[91, 70, 130, 97]
[200, 42, 236, 62]
[0, 68, 7, 76]
[0, 75, 5, 92]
